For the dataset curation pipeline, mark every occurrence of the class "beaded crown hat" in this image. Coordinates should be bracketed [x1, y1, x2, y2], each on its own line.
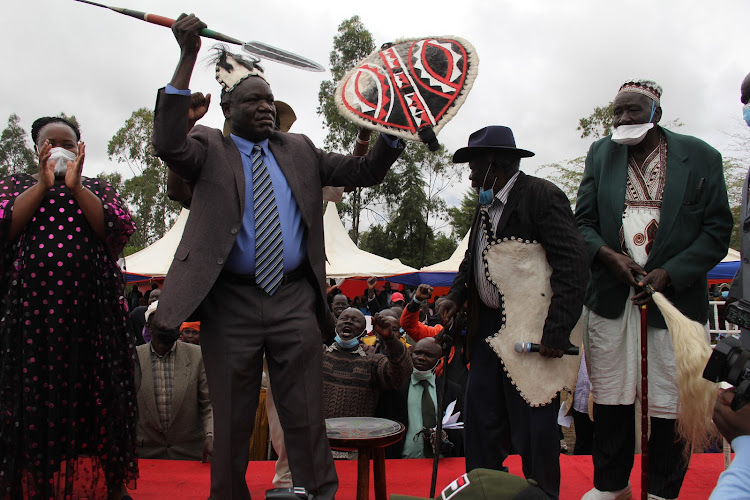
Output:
[617, 78, 662, 105]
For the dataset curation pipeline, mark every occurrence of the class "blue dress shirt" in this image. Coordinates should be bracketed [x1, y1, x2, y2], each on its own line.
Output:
[223, 134, 306, 274]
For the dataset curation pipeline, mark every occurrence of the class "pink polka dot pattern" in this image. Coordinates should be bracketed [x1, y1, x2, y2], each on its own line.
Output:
[0, 175, 138, 497]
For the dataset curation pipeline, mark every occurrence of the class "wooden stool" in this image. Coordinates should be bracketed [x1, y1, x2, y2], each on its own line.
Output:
[326, 417, 405, 500]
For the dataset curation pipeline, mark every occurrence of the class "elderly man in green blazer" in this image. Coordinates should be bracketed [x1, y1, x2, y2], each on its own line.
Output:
[575, 79, 732, 500]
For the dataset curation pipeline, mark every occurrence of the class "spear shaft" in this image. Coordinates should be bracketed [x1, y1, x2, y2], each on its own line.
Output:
[74, 0, 243, 45]
[73, 0, 325, 71]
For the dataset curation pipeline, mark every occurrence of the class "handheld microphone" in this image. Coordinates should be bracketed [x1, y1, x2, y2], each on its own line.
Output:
[514, 341, 580, 356]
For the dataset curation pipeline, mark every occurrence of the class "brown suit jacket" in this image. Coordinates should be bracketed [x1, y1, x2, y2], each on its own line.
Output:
[151, 89, 403, 330]
[136, 342, 213, 460]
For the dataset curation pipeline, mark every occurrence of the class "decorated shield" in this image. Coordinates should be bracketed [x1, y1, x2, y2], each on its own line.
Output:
[335, 37, 479, 149]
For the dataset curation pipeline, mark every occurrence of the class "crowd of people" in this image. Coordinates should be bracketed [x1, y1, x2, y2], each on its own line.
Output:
[1, 10, 750, 500]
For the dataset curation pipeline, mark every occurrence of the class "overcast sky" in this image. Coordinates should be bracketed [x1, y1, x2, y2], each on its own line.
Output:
[2, 0, 749, 222]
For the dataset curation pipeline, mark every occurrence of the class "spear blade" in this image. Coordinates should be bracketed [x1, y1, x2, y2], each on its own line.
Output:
[243, 41, 325, 73]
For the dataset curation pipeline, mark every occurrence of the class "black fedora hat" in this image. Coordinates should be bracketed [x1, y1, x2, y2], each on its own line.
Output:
[452, 126, 535, 163]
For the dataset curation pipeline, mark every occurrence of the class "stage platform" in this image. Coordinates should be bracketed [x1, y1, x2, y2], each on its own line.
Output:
[133, 453, 725, 499]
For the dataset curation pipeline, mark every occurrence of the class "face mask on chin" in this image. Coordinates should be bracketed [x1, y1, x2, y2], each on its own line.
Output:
[611, 123, 654, 145]
[335, 335, 359, 349]
[412, 358, 440, 380]
[413, 368, 434, 380]
[611, 99, 657, 146]
[334, 325, 365, 350]
[47, 147, 77, 177]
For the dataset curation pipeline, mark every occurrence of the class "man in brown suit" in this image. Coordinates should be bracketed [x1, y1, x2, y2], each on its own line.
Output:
[151, 14, 404, 500]
[135, 308, 213, 461]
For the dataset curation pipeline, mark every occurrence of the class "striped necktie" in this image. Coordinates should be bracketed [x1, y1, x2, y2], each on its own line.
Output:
[252, 145, 284, 295]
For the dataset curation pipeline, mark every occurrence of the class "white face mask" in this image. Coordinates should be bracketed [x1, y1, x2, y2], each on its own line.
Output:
[611, 123, 654, 146]
[47, 147, 76, 177]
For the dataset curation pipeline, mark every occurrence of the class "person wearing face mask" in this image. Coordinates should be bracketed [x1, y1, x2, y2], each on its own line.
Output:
[321, 308, 412, 420]
[381, 337, 465, 459]
[437, 126, 588, 500]
[0, 117, 138, 498]
[398, 283, 466, 388]
[727, 72, 750, 349]
[575, 79, 732, 500]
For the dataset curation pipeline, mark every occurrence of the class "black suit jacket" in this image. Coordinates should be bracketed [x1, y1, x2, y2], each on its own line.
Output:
[446, 172, 589, 357]
[378, 375, 464, 459]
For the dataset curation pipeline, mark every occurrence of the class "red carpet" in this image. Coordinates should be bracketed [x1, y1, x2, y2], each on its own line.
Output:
[133, 454, 725, 499]
[132, 453, 724, 500]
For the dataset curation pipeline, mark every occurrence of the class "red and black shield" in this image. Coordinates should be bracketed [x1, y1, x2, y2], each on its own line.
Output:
[335, 37, 479, 147]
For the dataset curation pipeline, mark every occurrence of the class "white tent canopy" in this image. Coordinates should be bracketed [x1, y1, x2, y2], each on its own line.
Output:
[122, 208, 189, 278]
[122, 204, 417, 279]
[323, 202, 416, 278]
[722, 248, 740, 262]
[419, 230, 469, 273]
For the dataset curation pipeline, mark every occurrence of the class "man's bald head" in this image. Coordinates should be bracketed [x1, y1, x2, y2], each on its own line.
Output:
[742, 72, 750, 105]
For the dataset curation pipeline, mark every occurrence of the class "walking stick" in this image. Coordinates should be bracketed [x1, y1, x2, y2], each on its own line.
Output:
[429, 320, 455, 497]
[640, 304, 648, 500]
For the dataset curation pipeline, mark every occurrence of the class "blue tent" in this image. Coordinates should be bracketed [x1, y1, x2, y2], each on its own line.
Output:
[708, 260, 739, 284]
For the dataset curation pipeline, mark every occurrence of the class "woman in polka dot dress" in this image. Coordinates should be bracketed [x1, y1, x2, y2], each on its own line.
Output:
[0, 117, 138, 499]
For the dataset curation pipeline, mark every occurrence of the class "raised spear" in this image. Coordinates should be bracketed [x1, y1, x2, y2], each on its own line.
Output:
[73, 0, 325, 72]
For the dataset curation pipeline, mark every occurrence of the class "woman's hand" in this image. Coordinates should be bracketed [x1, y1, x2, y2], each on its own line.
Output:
[65, 142, 85, 192]
[37, 139, 54, 190]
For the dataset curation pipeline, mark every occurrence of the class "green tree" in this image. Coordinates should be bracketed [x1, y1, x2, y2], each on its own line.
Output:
[359, 144, 459, 268]
[316, 16, 375, 244]
[57, 113, 80, 131]
[447, 189, 478, 239]
[316, 16, 461, 266]
[724, 157, 747, 251]
[539, 156, 586, 204]
[108, 108, 180, 253]
[0, 113, 36, 176]
[577, 101, 614, 139]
